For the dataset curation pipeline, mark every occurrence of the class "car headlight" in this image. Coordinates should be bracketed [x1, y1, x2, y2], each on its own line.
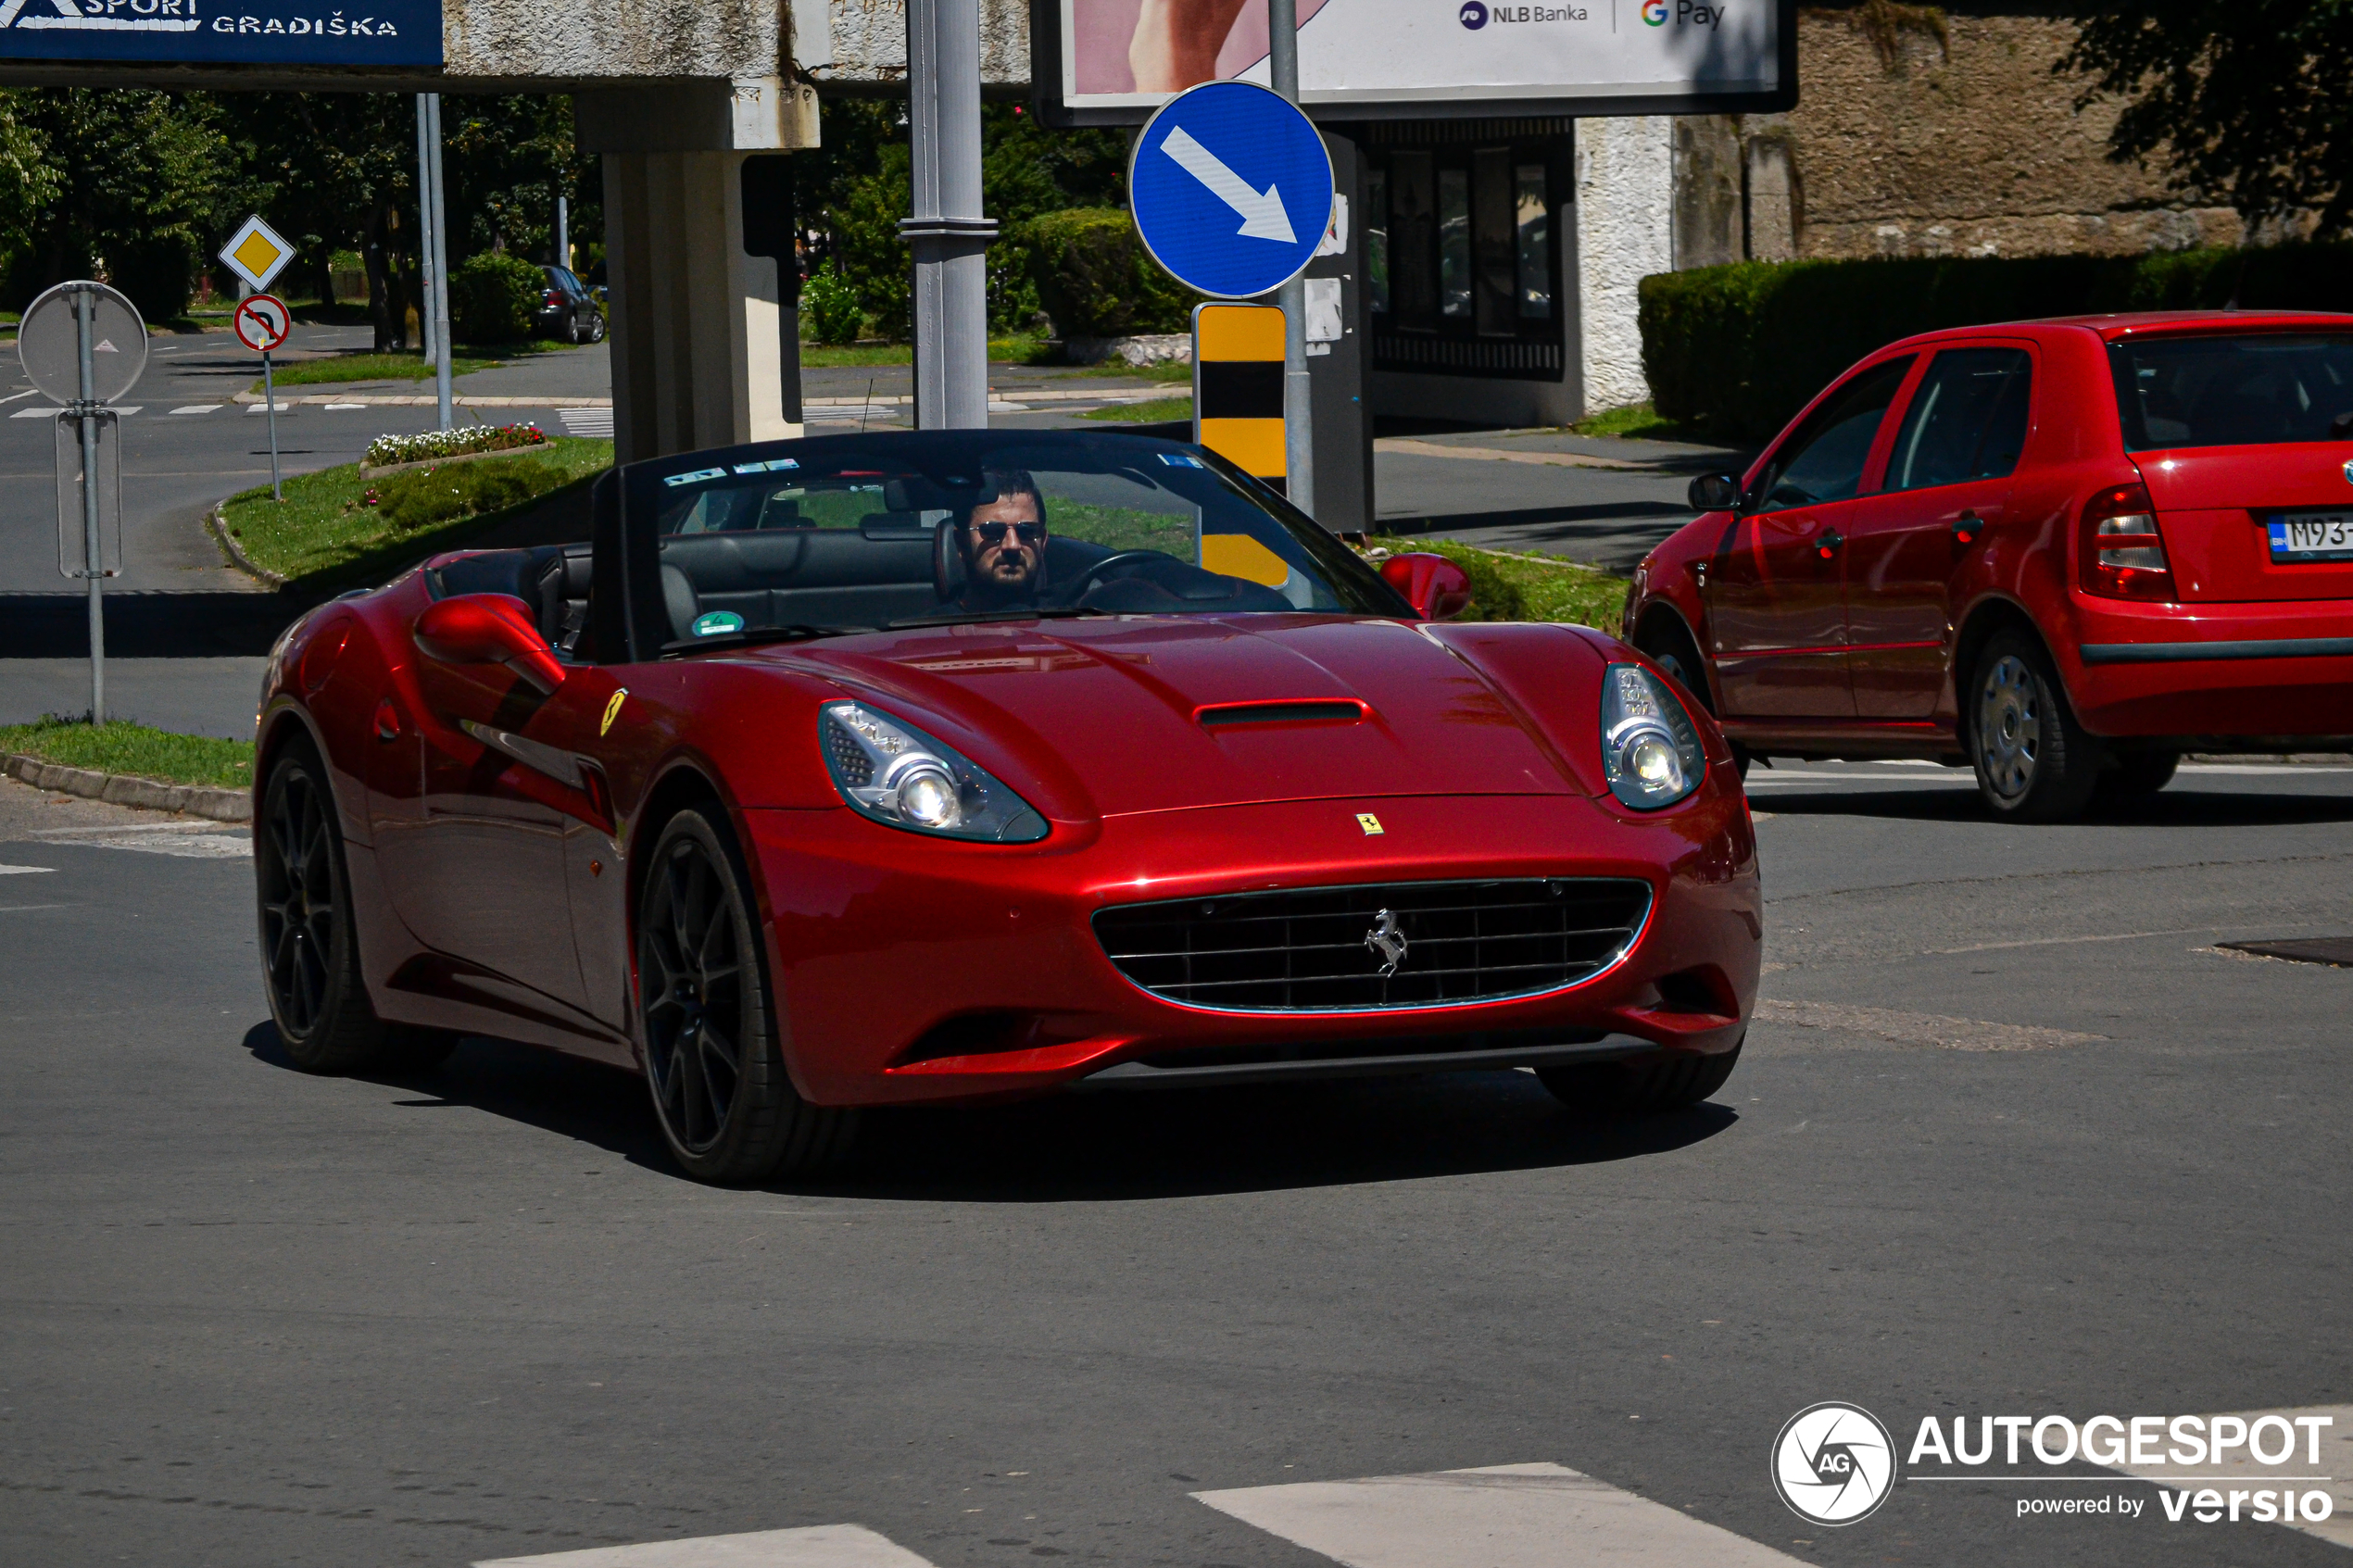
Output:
[819, 701, 1051, 843]
[1600, 662, 1705, 810]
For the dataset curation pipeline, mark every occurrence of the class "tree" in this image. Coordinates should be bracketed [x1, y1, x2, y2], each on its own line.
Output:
[2059, 1, 2353, 238]
[5, 89, 240, 320]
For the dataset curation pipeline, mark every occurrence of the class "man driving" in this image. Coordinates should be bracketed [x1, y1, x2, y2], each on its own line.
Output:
[955, 469, 1049, 609]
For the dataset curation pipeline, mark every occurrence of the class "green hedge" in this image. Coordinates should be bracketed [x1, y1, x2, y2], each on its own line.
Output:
[1640, 242, 2353, 441]
[1019, 207, 1203, 339]
[449, 251, 545, 344]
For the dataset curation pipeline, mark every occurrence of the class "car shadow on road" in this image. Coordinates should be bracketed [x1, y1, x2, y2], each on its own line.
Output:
[241, 1019, 1738, 1199]
[1748, 784, 2353, 827]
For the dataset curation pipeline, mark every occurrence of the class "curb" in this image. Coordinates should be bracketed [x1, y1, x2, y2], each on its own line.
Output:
[205, 503, 287, 589]
[3, 753, 253, 822]
[230, 391, 612, 408]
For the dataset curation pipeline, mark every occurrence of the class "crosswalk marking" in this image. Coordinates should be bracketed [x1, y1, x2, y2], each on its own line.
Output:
[559, 406, 614, 438]
[1195, 1461, 1811, 1567]
[2109, 1404, 2352, 1550]
[475, 1524, 939, 1568]
[170, 403, 220, 414]
[322, 401, 367, 410]
[14, 404, 140, 417]
[246, 401, 292, 413]
[0, 863, 56, 874]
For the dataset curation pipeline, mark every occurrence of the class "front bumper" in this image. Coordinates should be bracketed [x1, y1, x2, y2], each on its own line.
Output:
[741, 786, 1761, 1106]
[2064, 593, 2353, 737]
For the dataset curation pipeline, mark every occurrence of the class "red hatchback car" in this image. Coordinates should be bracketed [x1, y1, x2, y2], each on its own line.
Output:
[1623, 311, 2353, 819]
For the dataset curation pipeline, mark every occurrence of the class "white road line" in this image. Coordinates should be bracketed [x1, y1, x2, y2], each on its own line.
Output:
[0, 863, 56, 874]
[559, 407, 614, 438]
[321, 401, 367, 410]
[170, 404, 220, 414]
[476, 1524, 940, 1567]
[10, 404, 58, 418]
[0, 385, 39, 404]
[1196, 1461, 1811, 1567]
[2108, 1404, 2352, 1550]
[27, 825, 249, 859]
[246, 401, 293, 414]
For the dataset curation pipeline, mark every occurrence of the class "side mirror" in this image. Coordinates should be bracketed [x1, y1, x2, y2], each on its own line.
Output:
[1687, 473, 1742, 512]
[1380, 552, 1476, 621]
[414, 594, 565, 696]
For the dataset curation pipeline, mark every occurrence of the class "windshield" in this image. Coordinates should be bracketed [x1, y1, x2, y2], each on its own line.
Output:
[2108, 333, 2353, 451]
[621, 431, 1408, 650]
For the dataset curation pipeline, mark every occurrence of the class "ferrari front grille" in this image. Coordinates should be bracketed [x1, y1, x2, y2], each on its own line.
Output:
[1090, 877, 1653, 1012]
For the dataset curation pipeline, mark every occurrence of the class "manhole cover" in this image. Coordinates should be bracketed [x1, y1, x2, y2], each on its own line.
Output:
[2219, 938, 2353, 968]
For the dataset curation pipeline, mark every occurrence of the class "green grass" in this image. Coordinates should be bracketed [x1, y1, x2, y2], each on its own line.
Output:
[1374, 535, 1629, 635]
[1072, 358, 1192, 382]
[1082, 395, 1193, 423]
[258, 350, 503, 388]
[220, 437, 613, 590]
[1568, 401, 1691, 442]
[800, 334, 1046, 368]
[0, 717, 255, 789]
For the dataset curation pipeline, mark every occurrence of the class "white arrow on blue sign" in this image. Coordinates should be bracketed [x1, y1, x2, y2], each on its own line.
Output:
[1128, 81, 1334, 301]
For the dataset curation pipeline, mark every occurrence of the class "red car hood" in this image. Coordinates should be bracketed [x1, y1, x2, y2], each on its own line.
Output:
[762, 615, 1605, 819]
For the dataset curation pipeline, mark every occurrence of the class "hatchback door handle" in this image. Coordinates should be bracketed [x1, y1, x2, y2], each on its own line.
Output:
[1952, 511, 1983, 545]
[1815, 529, 1844, 560]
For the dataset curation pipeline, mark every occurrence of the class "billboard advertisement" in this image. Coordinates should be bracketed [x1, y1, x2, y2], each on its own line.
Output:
[1040, 0, 1793, 124]
[0, 0, 441, 66]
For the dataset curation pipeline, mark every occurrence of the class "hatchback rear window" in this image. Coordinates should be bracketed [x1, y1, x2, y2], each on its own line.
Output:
[2108, 333, 2353, 451]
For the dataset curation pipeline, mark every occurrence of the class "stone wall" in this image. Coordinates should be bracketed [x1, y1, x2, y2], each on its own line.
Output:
[1676, 6, 2245, 267]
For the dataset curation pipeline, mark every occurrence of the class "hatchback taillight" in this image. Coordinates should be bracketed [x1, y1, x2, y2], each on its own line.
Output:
[2079, 483, 2173, 600]
[544, 289, 560, 307]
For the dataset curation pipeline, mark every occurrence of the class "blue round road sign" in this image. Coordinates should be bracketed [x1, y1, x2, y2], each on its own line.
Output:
[1129, 82, 1334, 301]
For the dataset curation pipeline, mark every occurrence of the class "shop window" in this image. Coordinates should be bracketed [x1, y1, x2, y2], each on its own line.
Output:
[1516, 165, 1551, 320]
[1439, 167, 1471, 320]
[1365, 169, 1390, 318]
[1390, 152, 1435, 330]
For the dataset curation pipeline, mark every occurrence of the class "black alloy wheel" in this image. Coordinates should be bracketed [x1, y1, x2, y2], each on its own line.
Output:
[636, 808, 854, 1184]
[257, 741, 454, 1074]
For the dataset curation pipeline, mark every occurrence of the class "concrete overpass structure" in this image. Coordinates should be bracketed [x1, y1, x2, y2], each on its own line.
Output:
[0, 0, 1677, 473]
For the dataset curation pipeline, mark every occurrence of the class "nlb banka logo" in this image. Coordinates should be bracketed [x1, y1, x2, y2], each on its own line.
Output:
[1459, 1, 1489, 26]
[1641, 0, 1668, 23]
[1772, 1403, 1896, 1524]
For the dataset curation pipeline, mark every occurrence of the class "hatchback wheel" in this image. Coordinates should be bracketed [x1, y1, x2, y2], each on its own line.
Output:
[1969, 630, 2101, 822]
[637, 808, 855, 1184]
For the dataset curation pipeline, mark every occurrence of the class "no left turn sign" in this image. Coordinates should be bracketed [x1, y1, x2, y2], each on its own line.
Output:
[234, 294, 291, 354]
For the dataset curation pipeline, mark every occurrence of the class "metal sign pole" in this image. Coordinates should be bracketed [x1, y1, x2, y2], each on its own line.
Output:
[262, 346, 283, 500]
[556, 194, 569, 273]
[426, 92, 454, 432]
[1266, 0, 1315, 517]
[73, 286, 105, 724]
[415, 94, 438, 372]
[901, 0, 995, 429]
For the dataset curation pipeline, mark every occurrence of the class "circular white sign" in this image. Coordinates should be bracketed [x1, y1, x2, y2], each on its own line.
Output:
[1770, 1402, 1897, 1525]
[234, 294, 293, 354]
[19, 280, 147, 406]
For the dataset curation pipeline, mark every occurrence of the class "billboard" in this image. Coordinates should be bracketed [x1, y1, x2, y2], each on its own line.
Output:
[1038, 0, 1794, 125]
[0, 0, 441, 66]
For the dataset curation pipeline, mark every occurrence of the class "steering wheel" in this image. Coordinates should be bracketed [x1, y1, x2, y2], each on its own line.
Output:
[1070, 551, 1167, 596]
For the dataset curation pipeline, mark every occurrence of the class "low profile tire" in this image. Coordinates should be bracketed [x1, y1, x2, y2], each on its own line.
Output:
[1968, 630, 2102, 823]
[1537, 1038, 1743, 1119]
[637, 807, 855, 1185]
[2095, 750, 2180, 802]
[258, 740, 454, 1074]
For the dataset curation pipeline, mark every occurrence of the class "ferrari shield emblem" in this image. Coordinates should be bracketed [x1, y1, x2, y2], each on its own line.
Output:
[1356, 812, 1384, 835]
[600, 688, 628, 736]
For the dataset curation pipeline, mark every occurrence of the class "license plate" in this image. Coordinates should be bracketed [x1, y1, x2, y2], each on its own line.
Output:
[2267, 511, 2353, 562]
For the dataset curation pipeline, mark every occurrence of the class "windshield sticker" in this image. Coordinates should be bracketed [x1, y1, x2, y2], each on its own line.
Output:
[1159, 452, 1205, 468]
[663, 467, 729, 488]
[732, 458, 800, 474]
[691, 610, 746, 637]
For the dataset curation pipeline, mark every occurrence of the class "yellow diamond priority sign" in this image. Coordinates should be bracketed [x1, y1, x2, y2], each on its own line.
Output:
[219, 214, 295, 294]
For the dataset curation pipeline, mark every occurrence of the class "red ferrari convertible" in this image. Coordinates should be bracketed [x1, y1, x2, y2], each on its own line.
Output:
[1624, 311, 2353, 820]
[256, 432, 1759, 1183]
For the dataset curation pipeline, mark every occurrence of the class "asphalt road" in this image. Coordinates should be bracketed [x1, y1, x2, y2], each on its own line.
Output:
[3, 760, 2348, 1568]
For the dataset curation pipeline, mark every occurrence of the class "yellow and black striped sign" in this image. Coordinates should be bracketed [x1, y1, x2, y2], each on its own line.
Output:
[1192, 303, 1285, 495]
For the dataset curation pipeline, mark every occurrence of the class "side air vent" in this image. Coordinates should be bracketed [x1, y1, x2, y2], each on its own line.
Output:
[1196, 699, 1367, 728]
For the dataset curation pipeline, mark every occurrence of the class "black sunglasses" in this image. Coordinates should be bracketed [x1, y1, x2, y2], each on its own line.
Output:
[970, 521, 1045, 545]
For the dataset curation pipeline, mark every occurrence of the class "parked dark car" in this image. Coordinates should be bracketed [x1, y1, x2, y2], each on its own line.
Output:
[535, 265, 605, 345]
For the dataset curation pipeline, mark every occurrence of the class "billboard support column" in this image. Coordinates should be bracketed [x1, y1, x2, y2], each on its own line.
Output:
[902, 0, 996, 429]
[1266, 0, 1314, 518]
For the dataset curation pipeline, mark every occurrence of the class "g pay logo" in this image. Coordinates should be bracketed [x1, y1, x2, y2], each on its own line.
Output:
[1641, 0, 1667, 22]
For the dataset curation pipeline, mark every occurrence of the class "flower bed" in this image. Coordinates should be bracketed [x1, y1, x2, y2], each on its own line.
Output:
[364, 421, 547, 470]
